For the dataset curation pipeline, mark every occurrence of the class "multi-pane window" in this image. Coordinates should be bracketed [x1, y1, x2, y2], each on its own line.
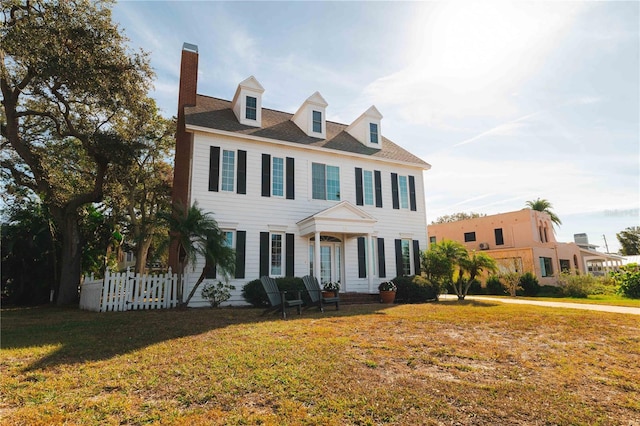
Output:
[429, 236, 436, 246]
[398, 175, 409, 209]
[370, 123, 379, 143]
[494, 228, 504, 246]
[223, 231, 233, 248]
[312, 162, 340, 201]
[363, 170, 374, 205]
[401, 240, 411, 276]
[246, 96, 257, 120]
[540, 257, 553, 277]
[271, 234, 283, 276]
[272, 157, 284, 197]
[312, 110, 322, 133]
[221, 150, 235, 191]
[559, 259, 570, 273]
[464, 232, 476, 242]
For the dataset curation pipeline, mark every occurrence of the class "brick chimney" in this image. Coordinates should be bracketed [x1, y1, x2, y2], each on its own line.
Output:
[169, 43, 198, 270]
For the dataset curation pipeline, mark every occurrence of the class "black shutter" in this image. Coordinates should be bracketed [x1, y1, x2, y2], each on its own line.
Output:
[355, 167, 363, 206]
[413, 240, 421, 275]
[391, 173, 399, 209]
[395, 239, 403, 276]
[285, 233, 295, 277]
[237, 150, 247, 194]
[259, 232, 269, 277]
[286, 157, 295, 200]
[208, 146, 220, 192]
[261, 154, 271, 197]
[205, 236, 217, 278]
[408, 175, 417, 211]
[377, 238, 386, 278]
[235, 231, 246, 279]
[374, 170, 383, 208]
[357, 237, 366, 278]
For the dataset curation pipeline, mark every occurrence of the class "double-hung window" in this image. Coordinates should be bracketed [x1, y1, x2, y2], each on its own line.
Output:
[370, 123, 379, 143]
[312, 110, 322, 133]
[401, 240, 411, 276]
[221, 150, 235, 192]
[271, 233, 283, 276]
[398, 175, 409, 209]
[363, 170, 374, 205]
[272, 157, 284, 197]
[312, 162, 340, 201]
[246, 96, 257, 120]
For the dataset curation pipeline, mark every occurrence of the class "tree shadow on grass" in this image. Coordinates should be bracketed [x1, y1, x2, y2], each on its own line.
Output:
[437, 299, 501, 308]
[1, 303, 395, 371]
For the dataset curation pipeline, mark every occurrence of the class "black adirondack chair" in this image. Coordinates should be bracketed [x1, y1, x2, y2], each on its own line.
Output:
[302, 275, 340, 312]
[260, 276, 303, 319]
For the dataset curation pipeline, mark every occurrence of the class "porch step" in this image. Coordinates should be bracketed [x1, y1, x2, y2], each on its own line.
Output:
[339, 292, 381, 305]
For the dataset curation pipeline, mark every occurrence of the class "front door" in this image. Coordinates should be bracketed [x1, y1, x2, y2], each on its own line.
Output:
[309, 236, 342, 287]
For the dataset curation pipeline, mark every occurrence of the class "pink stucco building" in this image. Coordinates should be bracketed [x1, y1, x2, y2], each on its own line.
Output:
[427, 209, 622, 285]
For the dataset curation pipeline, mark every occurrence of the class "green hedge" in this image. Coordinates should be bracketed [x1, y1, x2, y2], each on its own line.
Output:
[393, 275, 440, 303]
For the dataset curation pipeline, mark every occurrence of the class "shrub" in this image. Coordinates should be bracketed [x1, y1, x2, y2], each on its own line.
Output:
[201, 281, 235, 307]
[556, 273, 595, 298]
[539, 285, 563, 297]
[517, 272, 540, 296]
[613, 263, 640, 299]
[393, 275, 440, 303]
[241, 277, 310, 308]
[485, 275, 505, 295]
[242, 279, 268, 308]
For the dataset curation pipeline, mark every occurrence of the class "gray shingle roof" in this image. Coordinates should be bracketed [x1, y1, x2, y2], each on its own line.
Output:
[185, 95, 430, 167]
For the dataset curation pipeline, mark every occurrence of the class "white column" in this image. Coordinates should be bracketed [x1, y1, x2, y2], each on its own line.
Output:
[314, 231, 321, 283]
[367, 233, 374, 293]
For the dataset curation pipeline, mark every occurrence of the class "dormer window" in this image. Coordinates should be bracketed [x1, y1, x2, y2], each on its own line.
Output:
[313, 110, 322, 133]
[231, 76, 264, 127]
[370, 123, 379, 144]
[246, 96, 257, 120]
[346, 105, 383, 149]
[292, 92, 328, 138]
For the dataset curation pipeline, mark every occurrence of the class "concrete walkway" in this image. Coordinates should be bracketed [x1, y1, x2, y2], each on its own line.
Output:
[439, 294, 640, 315]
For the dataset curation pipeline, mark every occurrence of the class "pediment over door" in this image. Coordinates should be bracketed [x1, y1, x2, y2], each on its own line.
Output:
[297, 201, 377, 237]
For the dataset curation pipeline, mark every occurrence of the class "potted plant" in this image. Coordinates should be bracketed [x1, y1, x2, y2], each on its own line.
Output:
[378, 281, 397, 304]
[322, 281, 340, 298]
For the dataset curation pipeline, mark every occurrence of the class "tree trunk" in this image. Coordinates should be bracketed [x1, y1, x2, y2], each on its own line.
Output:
[182, 266, 211, 308]
[134, 237, 153, 274]
[56, 213, 83, 305]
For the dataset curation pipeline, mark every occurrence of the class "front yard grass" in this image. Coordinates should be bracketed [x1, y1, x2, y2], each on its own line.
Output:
[485, 294, 640, 308]
[2, 302, 639, 425]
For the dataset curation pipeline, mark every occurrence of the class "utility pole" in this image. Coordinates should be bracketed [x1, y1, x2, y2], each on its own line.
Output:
[603, 234, 610, 253]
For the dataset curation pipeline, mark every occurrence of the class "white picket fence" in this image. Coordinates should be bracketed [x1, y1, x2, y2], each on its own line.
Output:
[79, 268, 180, 312]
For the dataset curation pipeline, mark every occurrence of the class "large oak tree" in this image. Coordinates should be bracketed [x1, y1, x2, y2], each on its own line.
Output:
[1, 0, 153, 304]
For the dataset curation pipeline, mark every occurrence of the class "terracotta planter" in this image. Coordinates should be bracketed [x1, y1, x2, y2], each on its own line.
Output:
[380, 290, 396, 304]
[322, 291, 335, 299]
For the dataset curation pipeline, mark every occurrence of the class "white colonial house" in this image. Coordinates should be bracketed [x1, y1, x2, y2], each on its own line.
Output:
[171, 43, 431, 306]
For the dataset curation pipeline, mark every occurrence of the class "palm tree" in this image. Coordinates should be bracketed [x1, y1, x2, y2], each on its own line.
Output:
[430, 240, 469, 299]
[159, 202, 235, 307]
[525, 198, 562, 228]
[458, 251, 498, 300]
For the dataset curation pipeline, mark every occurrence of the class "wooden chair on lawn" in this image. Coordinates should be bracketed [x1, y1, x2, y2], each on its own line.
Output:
[260, 276, 303, 319]
[302, 275, 340, 313]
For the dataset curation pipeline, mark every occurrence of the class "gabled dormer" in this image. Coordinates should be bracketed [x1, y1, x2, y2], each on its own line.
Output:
[231, 76, 265, 127]
[291, 91, 328, 139]
[346, 106, 383, 149]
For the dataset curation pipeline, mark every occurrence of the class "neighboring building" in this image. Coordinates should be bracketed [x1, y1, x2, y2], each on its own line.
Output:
[428, 209, 622, 285]
[574, 233, 625, 276]
[171, 44, 431, 306]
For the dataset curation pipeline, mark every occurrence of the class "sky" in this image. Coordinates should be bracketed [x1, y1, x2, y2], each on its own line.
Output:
[112, 1, 639, 254]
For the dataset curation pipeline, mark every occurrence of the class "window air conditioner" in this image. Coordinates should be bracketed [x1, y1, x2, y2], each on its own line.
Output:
[479, 242, 490, 250]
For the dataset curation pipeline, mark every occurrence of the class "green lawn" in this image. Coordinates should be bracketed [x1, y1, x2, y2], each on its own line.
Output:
[2, 302, 639, 425]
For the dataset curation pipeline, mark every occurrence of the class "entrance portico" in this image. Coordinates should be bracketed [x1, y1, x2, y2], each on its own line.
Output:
[297, 201, 378, 293]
